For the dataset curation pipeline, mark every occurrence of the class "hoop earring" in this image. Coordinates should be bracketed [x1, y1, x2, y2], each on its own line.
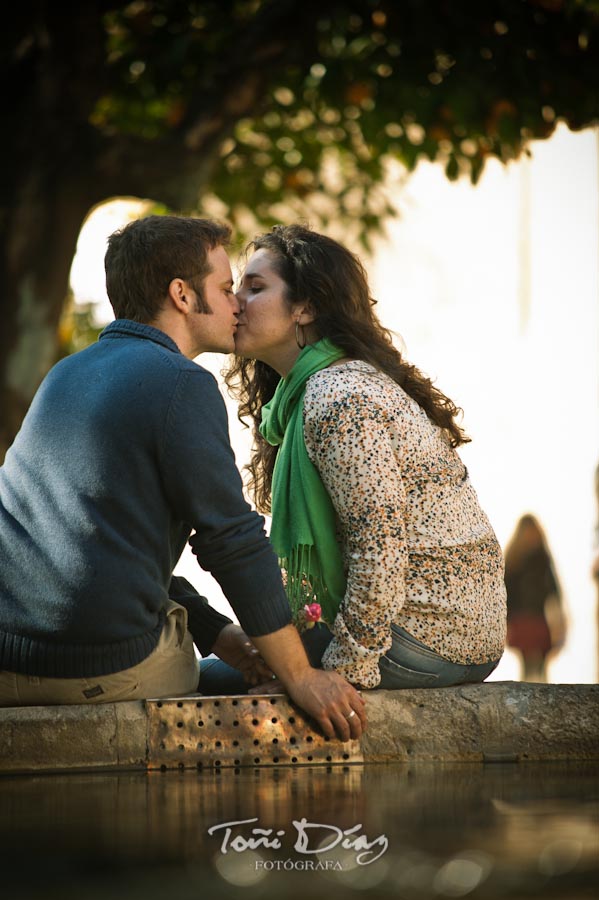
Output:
[295, 320, 306, 350]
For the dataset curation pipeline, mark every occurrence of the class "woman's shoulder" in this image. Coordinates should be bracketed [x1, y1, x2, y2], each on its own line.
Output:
[305, 360, 405, 408]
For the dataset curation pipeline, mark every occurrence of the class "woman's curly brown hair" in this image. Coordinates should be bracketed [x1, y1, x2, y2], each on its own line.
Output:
[225, 224, 470, 513]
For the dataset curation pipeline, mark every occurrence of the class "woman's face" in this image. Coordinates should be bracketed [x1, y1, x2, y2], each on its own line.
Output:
[235, 248, 303, 373]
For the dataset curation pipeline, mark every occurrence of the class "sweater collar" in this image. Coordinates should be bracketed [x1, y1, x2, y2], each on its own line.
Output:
[99, 319, 182, 355]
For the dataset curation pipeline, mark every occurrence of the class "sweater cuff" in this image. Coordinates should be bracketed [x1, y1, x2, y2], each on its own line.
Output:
[169, 576, 233, 656]
[215, 568, 293, 637]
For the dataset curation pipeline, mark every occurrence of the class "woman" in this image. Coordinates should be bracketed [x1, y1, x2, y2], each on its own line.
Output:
[504, 514, 566, 682]
[225, 224, 506, 691]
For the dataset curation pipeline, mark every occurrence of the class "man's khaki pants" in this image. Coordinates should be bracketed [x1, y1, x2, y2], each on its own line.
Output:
[0, 600, 199, 706]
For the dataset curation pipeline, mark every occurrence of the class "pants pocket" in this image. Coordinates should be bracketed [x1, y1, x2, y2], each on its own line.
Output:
[79, 674, 141, 703]
[162, 599, 189, 649]
[390, 624, 446, 661]
[378, 655, 440, 689]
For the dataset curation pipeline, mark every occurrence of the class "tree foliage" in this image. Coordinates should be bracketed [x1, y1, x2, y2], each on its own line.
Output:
[87, 0, 599, 237]
[1, 0, 598, 456]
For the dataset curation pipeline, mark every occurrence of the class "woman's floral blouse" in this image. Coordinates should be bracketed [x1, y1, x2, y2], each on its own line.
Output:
[303, 361, 507, 688]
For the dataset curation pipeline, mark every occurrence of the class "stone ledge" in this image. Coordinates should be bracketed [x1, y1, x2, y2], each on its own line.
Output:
[360, 681, 599, 763]
[0, 681, 597, 774]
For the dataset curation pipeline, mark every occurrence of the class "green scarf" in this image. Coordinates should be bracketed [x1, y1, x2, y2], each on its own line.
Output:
[260, 338, 347, 626]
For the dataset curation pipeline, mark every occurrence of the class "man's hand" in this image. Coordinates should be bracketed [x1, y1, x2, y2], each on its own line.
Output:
[249, 624, 367, 742]
[210, 623, 274, 686]
[248, 673, 366, 741]
[284, 668, 366, 742]
[250, 672, 366, 741]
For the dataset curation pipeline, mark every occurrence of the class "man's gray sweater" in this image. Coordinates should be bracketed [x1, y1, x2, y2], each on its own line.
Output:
[0, 320, 291, 677]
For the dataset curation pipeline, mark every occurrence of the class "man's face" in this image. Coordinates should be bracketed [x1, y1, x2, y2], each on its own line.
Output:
[188, 245, 239, 355]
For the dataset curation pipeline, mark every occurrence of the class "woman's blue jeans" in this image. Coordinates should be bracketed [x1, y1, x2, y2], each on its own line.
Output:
[378, 624, 500, 689]
[198, 656, 249, 695]
[197, 623, 500, 695]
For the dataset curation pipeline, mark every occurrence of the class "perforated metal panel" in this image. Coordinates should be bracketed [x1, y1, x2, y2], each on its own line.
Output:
[146, 694, 363, 769]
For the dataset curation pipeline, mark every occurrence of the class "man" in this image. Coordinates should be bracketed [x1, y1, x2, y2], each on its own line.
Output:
[0, 215, 365, 741]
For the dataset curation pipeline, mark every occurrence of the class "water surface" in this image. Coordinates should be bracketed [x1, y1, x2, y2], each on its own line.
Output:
[0, 761, 596, 898]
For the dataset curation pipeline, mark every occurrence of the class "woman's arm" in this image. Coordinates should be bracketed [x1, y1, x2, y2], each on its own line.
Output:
[304, 375, 408, 688]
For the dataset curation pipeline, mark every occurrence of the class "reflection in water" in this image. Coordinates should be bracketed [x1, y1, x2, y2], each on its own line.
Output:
[0, 762, 596, 898]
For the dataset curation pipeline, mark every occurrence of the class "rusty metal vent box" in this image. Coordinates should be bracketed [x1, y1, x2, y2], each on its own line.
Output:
[147, 694, 363, 770]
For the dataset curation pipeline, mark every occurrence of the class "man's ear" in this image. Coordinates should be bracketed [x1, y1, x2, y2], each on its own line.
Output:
[167, 278, 193, 314]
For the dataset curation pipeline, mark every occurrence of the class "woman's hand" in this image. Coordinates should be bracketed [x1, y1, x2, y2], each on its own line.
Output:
[248, 678, 285, 695]
[210, 623, 274, 685]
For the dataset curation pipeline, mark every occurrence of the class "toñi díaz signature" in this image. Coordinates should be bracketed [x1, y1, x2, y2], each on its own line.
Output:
[207, 817, 388, 865]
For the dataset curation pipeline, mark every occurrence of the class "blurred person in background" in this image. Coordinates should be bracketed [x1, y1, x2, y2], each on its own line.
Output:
[504, 514, 567, 682]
